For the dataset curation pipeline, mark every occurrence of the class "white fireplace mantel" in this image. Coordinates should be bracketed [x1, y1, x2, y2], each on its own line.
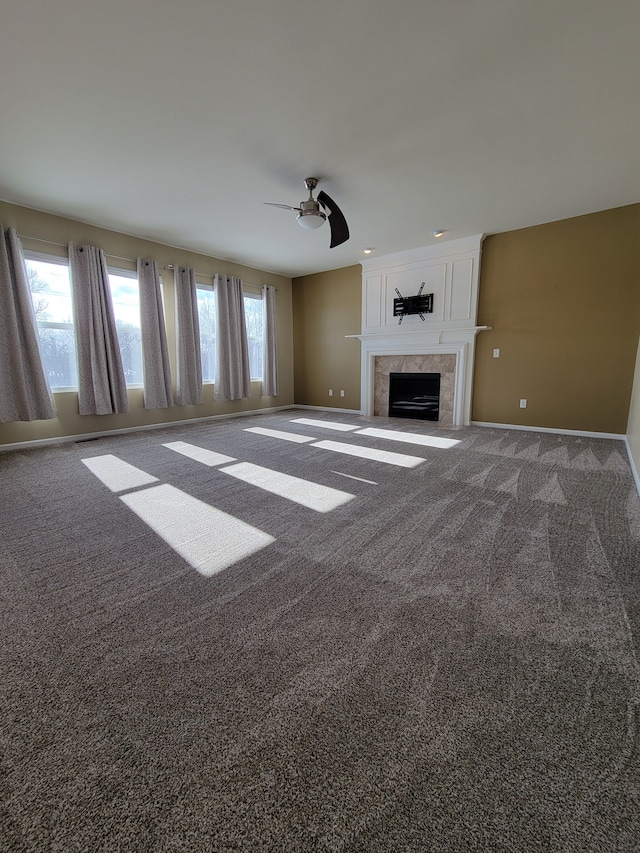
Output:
[348, 327, 490, 425]
[351, 235, 489, 426]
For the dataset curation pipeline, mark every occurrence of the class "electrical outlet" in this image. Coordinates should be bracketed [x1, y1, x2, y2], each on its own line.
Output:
[340, 390, 345, 397]
[328, 389, 333, 397]
[519, 399, 527, 408]
[493, 348, 500, 358]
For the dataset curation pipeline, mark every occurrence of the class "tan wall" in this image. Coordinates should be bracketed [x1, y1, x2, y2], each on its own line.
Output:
[473, 204, 640, 433]
[292, 265, 361, 410]
[626, 335, 640, 481]
[0, 201, 294, 447]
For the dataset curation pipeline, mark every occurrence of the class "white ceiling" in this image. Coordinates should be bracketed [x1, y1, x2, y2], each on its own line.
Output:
[1, 0, 639, 278]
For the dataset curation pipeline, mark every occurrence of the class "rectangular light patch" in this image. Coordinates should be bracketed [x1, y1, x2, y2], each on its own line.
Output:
[82, 455, 158, 493]
[290, 418, 359, 432]
[311, 440, 424, 468]
[356, 427, 460, 449]
[163, 441, 236, 466]
[221, 462, 354, 513]
[244, 427, 314, 443]
[121, 484, 275, 576]
[331, 471, 378, 485]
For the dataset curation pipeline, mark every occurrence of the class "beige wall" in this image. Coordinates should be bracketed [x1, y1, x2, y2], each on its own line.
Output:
[292, 265, 361, 410]
[626, 335, 640, 482]
[0, 201, 294, 447]
[473, 204, 640, 434]
[5, 199, 639, 445]
[291, 205, 640, 435]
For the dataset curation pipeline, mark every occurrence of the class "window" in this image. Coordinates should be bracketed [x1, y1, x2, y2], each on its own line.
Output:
[244, 293, 264, 381]
[108, 269, 143, 386]
[196, 286, 264, 383]
[25, 255, 77, 389]
[197, 285, 216, 383]
[26, 253, 144, 390]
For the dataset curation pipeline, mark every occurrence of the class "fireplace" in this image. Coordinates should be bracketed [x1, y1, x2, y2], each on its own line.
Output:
[374, 353, 456, 425]
[388, 372, 440, 420]
[353, 234, 488, 426]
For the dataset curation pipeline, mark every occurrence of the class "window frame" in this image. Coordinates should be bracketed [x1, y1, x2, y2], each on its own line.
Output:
[196, 282, 217, 385]
[24, 251, 146, 392]
[106, 265, 144, 389]
[195, 282, 265, 385]
[243, 290, 264, 382]
[24, 250, 77, 392]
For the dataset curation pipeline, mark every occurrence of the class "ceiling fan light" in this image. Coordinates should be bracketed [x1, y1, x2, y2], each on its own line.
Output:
[297, 210, 326, 230]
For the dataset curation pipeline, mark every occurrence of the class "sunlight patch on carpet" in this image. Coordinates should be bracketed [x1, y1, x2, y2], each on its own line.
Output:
[162, 441, 236, 467]
[221, 462, 355, 512]
[291, 418, 359, 432]
[244, 427, 314, 443]
[82, 455, 158, 493]
[120, 484, 275, 576]
[356, 427, 460, 449]
[311, 440, 424, 468]
[331, 471, 378, 485]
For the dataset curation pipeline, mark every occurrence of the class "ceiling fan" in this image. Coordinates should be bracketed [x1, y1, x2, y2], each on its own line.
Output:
[264, 177, 350, 248]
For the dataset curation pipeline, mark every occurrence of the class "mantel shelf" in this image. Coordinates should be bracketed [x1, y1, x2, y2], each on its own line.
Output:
[346, 326, 491, 341]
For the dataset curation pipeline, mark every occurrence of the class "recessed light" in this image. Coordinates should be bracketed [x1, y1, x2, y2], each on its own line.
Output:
[432, 230, 446, 238]
[363, 247, 375, 254]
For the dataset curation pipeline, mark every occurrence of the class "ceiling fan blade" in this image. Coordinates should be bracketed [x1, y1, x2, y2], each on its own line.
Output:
[317, 191, 350, 248]
[264, 202, 301, 211]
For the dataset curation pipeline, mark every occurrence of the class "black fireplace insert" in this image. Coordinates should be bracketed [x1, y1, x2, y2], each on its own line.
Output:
[388, 372, 440, 421]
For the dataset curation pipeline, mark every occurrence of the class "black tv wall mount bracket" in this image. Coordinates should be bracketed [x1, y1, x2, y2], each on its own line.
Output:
[393, 282, 434, 324]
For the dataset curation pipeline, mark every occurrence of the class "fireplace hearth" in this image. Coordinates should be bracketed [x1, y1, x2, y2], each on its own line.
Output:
[388, 372, 440, 421]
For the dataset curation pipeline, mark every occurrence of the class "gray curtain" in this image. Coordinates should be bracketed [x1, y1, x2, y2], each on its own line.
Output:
[174, 266, 202, 406]
[137, 258, 173, 409]
[261, 284, 278, 397]
[0, 226, 56, 422]
[69, 243, 129, 415]
[214, 274, 250, 401]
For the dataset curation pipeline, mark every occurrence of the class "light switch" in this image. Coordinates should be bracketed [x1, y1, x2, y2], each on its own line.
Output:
[493, 348, 500, 358]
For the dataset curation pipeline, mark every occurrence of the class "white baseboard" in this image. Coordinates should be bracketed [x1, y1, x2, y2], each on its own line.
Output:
[471, 421, 625, 441]
[474, 421, 640, 497]
[624, 437, 640, 497]
[0, 404, 296, 453]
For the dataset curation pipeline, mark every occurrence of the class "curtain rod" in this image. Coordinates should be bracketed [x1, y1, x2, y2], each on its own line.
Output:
[18, 233, 274, 290]
[18, 234, 136, 265]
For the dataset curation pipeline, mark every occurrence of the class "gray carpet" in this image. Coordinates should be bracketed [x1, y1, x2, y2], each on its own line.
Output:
[1, 409, 640, 852]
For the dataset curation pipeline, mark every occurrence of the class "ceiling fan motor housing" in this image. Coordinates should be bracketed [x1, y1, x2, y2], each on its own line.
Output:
[297, 199, 326, 230]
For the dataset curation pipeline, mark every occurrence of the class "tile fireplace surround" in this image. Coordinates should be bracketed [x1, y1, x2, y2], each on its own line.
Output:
[375, 353, 456, 425]
[352, 235, 489, 427]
